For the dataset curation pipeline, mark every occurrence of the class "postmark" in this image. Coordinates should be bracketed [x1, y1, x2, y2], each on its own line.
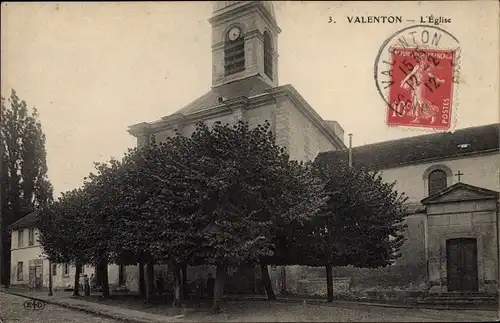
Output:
[374, 25, 461, 130]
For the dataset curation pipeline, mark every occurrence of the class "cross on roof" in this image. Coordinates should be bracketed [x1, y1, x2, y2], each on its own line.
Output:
[454, 170, 464, 182]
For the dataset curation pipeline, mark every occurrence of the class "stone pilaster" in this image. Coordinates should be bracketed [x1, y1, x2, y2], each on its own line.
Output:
[128, 122, 152, 148]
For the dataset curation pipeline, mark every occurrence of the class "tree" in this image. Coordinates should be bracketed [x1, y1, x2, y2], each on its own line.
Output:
[83, 160, 129, 298]
[300, 159, 409, 302]
[258, 159, 327, 300]
[38, 188, 90, 296]
[157, 121, 327, 313]
[1, 89, 53, 287]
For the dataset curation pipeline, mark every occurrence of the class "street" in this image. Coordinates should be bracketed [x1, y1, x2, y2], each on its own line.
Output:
[0, 293, 121, 323]
[0, 291, 498, 323]
[182, 300, 499, 322]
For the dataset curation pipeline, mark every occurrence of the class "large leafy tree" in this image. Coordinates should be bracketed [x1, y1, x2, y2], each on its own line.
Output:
[299, 159, 409, 302]
[258, 159, 328, 300]
[1, 89, 53, 287]
[38, 188, 92, 295]
[82, 160, 127, 298]
[163, 121, 327, 313]
[110, 142, 195, 303]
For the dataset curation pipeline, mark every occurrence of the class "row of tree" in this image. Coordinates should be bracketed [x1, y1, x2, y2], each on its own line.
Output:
[37, 120, 410, 313]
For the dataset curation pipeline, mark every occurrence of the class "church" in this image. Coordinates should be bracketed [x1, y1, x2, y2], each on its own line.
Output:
[125, 1, 499, 299]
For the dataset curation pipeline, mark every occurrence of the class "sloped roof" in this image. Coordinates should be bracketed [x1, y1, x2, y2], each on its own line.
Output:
[405, 202, 426, 214]
[9, 211, 40, 230]
[173, 75, 273, 115]
[316, 123, 499, 170]
[421, 182, 499, 205]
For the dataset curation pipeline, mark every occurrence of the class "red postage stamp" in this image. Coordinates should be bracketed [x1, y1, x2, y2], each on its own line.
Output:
[386, 48, 455, 129]
[375, 25, 461, 131]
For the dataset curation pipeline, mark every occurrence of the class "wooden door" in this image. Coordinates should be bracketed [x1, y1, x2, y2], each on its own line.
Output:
[35, 260, 43, 289]
[446, 238, 478, 292]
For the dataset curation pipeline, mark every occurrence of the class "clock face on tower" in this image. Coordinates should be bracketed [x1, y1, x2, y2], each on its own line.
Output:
[228, 27, 241, 41]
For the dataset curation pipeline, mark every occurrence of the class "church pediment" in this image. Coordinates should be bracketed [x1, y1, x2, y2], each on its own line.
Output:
[421, 182, 499, 205]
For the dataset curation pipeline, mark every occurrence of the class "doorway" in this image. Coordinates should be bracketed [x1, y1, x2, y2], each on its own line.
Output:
[118, 264, 126, 286]
[446, 238, 478, 292]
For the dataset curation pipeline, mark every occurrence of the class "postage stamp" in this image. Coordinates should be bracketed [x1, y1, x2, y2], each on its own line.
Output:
[374, 25, 461, 130]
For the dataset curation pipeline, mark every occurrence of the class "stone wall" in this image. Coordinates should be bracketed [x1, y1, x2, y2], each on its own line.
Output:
[281, 213, 427, 297]
[275, 96, 337, 162]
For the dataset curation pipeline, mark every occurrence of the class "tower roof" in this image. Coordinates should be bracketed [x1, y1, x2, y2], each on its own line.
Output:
[213, 1, 276, 21]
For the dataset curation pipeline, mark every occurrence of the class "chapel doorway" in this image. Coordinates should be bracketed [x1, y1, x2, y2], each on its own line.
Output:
[446, 238, 478, 292]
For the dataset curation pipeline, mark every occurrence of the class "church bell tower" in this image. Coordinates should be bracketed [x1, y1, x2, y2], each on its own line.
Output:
[209, 1, 281, 88]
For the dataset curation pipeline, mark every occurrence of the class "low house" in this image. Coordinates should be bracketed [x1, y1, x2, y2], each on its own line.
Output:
[8, 211, 103, 290]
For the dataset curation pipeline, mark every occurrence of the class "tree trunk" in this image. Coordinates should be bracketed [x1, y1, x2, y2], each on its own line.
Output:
[101, 261, 109, 298]
[182, 264, 188, 300]
[326, 264, 333, 302]
[73, 263, 81, 296]
[0, 233, 11, 288]
[138, 260, 146, 298]
[146, 262, 155, 302]
[172, 264, 183, 307]
[260, 264, 276, 300]
[48, 260, 53, 296]
[212, 264, 227, 314]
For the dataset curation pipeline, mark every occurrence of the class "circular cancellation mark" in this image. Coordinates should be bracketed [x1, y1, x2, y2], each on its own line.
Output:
[374, 25, 461, 130]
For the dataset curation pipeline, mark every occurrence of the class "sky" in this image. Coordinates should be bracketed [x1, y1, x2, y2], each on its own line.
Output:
[1, 1, 499, 197]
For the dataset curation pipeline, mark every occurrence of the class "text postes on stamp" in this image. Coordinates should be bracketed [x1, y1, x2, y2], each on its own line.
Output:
[374, 25, 461, 130]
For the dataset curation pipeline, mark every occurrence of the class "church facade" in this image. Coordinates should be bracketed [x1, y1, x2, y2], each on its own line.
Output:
[126, 1, 499, 299]
[126, 0, 345, 294]
[316, 124, 499, 298]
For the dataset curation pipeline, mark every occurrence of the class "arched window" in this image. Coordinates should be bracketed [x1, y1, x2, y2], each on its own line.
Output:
[224, 27, 245, 76]
[263, 31, 273, 80]
[428, 169, 447, 195]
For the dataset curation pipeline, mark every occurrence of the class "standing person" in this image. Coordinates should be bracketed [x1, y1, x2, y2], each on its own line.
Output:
[83, 275, 90, 296]
[89, 273, 96, 292]
[206, 272, 215, 298]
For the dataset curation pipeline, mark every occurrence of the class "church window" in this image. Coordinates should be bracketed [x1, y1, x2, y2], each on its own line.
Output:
[428, 169, 447, 195]
[224, 29, 245, 76]
[264, 31, 273, 80]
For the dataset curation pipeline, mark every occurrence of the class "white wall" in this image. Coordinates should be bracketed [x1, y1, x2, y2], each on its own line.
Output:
[379, 152, 499, 203]
[10, 226, 118, 289]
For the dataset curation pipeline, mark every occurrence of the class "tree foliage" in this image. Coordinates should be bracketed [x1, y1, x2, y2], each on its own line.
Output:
[37, 119, 409, 310]
[304, 159, 409, 268]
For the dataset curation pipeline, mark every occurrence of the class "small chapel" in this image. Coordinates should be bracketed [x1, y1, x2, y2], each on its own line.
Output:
[125, 1, 500, 300]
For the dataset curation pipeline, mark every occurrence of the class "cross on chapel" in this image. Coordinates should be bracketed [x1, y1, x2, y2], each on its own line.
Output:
[454, 170, 464, 182]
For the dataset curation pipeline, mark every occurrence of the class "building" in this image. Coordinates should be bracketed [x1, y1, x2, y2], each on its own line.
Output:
[8, 211, 126, 291]
[125, 1, 346, 294]
[126, 1, 499, 298]
[315, 123, 499, 297]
